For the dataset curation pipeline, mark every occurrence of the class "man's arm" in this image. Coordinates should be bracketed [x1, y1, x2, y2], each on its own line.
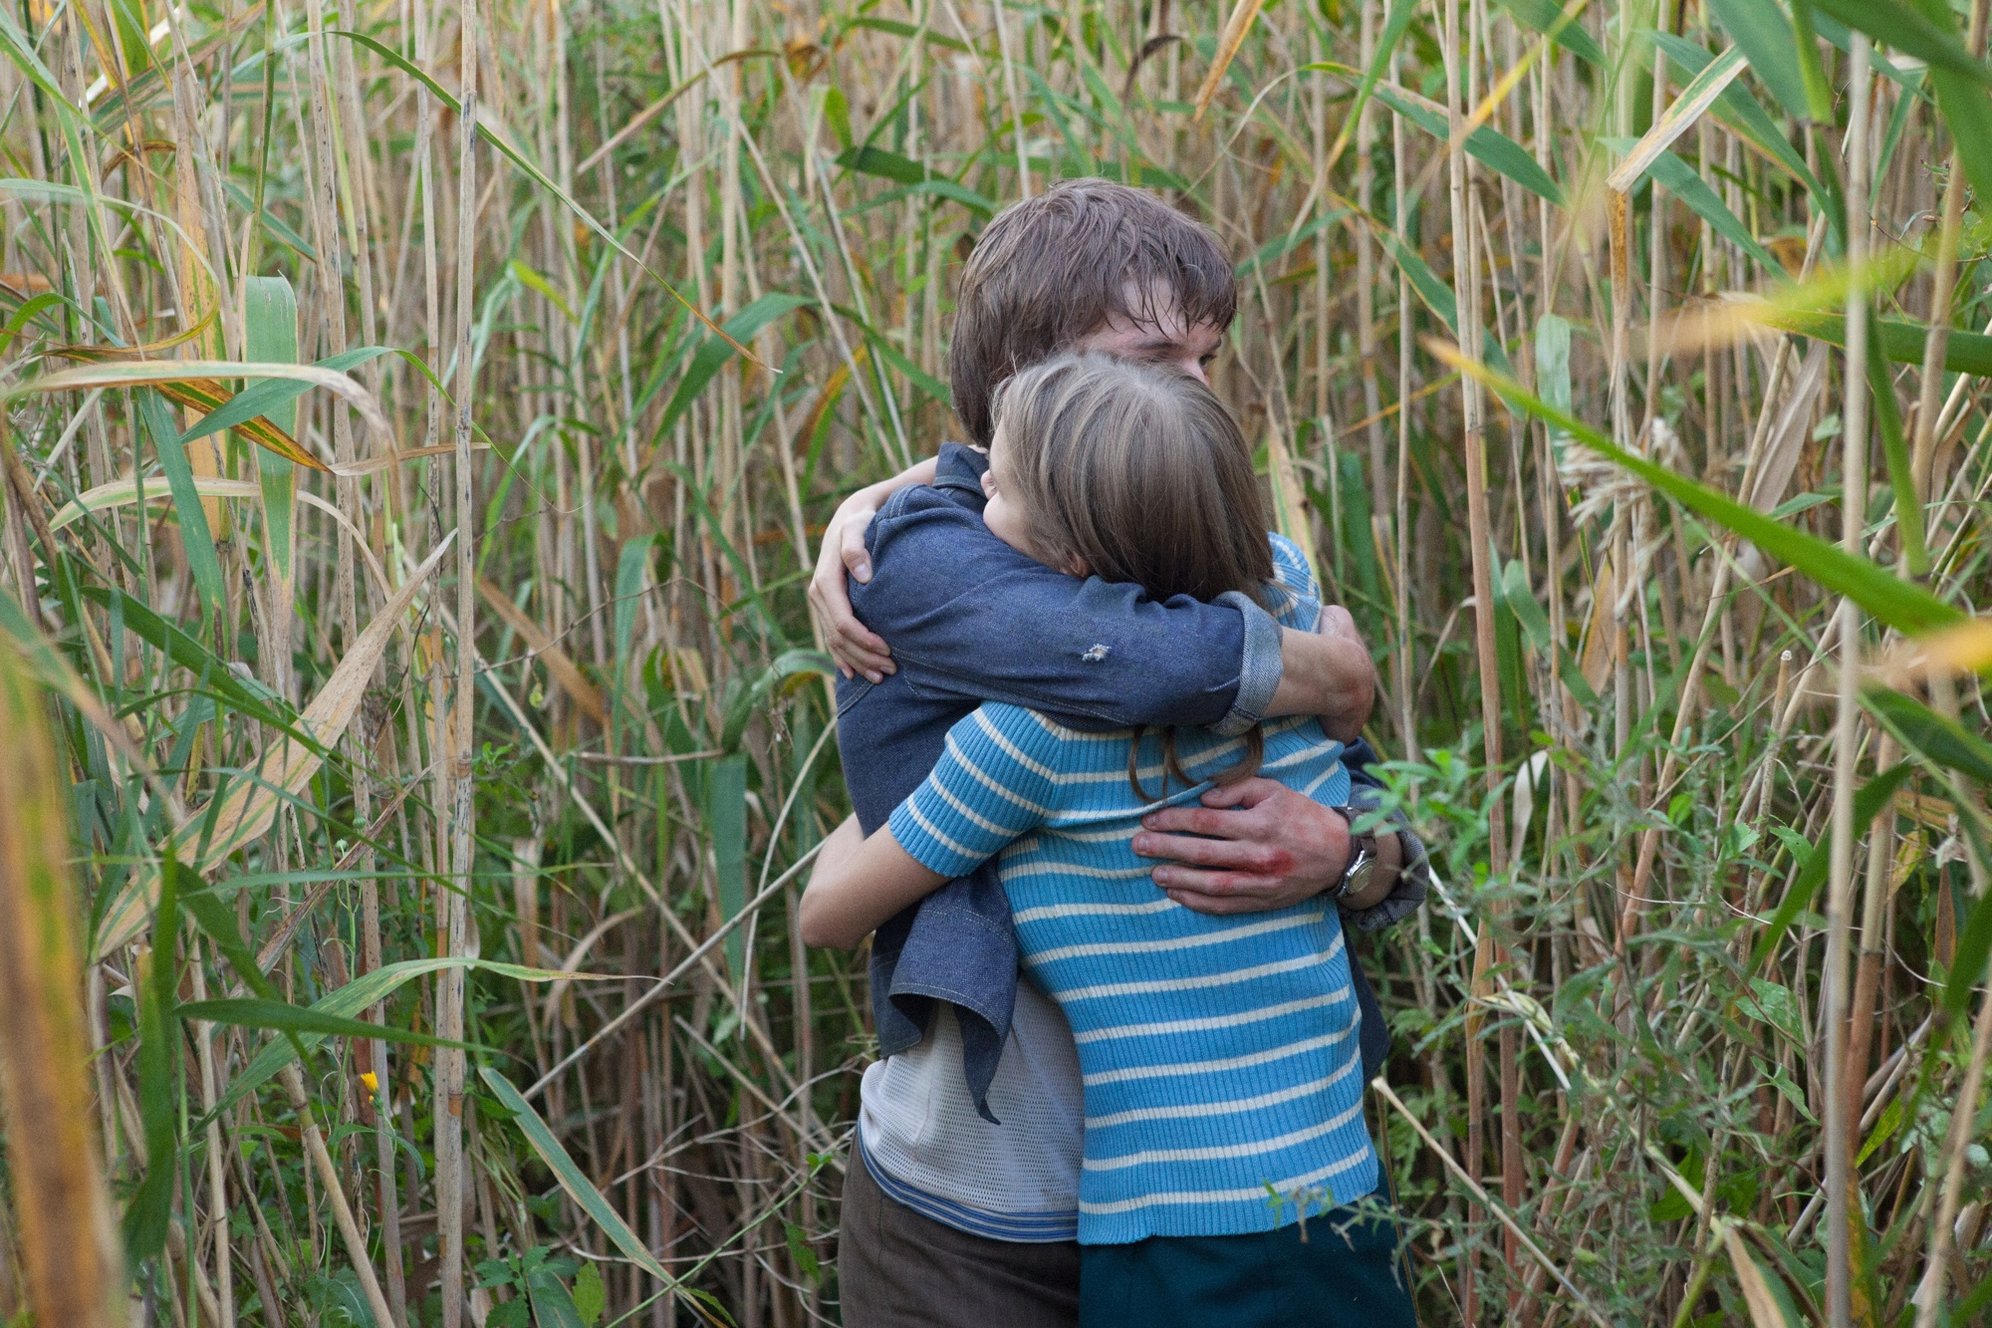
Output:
[844, 496, 1288, 737]
[1267, 603, 1375, 742]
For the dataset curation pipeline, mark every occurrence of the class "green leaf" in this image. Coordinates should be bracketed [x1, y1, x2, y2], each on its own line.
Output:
[823, 86, 853, 150]
[570, 1263, 605, 1327]
[1855, 1093, 1904, 1165]
[176, 998, 480, 1052]
[1500, 557, 1553, 650]
[844, 310, 952, 407]
[1445, 355, 1961, 633]
[1707, 0, 1813, 118]
[180, 346, 391, 449]
[0, 9, 82, 109]
[480, 1068, 712, 1311]
[1642, 148, 1784, 273]
[860, 177, 998, 216]
[1812, 0, 1992, 85]
[1757, 307, 1992, 377]
[1380, 228, 1458, 329]
[138, 386, 223, 623]
[708, 754, 748, 982]
[1373, 85, 1563, 203]
[1535, 313, 1573, 455]
[79, 587, 291, 731]
[244, 277, 301, 588]
[1947, 875, 1992, 1018]
[655, 293, 812, 442]
[209, 958, 596, 1121]
[1760, 1058, 1818, 1123]
[180, 887, 279, 1002]
[525, 1269, 586, 1328]
[1495, 0, 1605, 65]
[123, 853, 182, 1263]
[1922, 38, 1992, 216]
[1751, 765, 1914, 968]
[720, 649, 834, 751]
[1861, 317, 1928, 576]
[1789, 0, 1838, 120]
[1862, 688, 1992, 784]
[834, 145, 932, 186]
[1742, 978, 1805, 1046]
[1321, 0, 1423, 166]
[1651, 32, 1829, 209]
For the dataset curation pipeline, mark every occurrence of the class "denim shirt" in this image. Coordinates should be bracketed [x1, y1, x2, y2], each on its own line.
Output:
[836, 444, 1426, 1120]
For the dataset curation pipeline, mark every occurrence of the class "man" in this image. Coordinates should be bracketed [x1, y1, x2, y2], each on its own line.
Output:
[806, 180, 1429, 1326]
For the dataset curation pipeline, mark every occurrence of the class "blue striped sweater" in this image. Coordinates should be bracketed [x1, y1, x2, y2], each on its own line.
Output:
[886, 535, 1380, 1245]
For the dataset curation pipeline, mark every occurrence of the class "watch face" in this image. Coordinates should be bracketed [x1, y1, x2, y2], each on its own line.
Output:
[1345, 856, 1376, 897]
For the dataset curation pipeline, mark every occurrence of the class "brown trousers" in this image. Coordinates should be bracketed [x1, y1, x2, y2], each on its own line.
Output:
[836, 1154, 1080, 1328]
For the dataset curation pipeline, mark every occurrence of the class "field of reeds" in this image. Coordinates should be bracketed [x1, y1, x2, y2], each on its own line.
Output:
[0, 0, 1988, 1324]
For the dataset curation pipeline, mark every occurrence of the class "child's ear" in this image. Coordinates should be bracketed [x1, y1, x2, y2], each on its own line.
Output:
[1065, 555, 1092, 578]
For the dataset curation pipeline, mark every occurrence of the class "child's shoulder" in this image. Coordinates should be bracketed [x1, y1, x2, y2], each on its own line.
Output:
[956, 702, 1078, 769]
[1266, 531, 1316, 591]
[1263, 531, 1323, 629]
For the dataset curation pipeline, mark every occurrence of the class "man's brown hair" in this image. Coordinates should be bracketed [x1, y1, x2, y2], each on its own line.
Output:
[950, 179, 1237, 446]
[990, 352, 1271, 794]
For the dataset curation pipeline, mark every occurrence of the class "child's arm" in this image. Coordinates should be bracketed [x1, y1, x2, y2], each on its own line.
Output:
[801, 704, 1062, 948]
[798, 814, 950, 950]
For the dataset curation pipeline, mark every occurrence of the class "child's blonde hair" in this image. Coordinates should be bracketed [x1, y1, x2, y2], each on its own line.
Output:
[991, 352, 1275, 796]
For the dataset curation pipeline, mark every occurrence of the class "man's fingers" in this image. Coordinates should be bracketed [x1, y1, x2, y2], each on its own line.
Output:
[1197, 777, 1281, 810]
[1138, 802, 1269, 839]
[1156, 871, 1281, 915]
[1132, 831, 1289, 876]
[1318, 604, 1357, 639]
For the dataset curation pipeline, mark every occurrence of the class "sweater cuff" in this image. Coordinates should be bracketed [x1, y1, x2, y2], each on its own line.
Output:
[1212, 590, 1282, 738]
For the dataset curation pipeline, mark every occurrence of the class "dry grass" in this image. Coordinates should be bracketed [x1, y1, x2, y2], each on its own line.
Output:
[0, 1, 1987, 1325]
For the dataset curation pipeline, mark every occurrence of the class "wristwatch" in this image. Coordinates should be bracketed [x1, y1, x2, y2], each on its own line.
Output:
[1327, 807, 1379, 903]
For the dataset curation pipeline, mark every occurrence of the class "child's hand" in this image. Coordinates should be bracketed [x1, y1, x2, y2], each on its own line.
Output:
[809, 486, 896, 682]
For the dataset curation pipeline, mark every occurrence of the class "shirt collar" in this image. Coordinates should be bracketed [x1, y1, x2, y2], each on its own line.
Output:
[933, 441, 990, 495]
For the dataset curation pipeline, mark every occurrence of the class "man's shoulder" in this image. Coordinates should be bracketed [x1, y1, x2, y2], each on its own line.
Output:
[876, 480, 973, 524]
[875, 442, 987, 524]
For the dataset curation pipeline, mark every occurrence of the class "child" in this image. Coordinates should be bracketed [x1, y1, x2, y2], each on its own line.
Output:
[801, 353, 1416, 1325]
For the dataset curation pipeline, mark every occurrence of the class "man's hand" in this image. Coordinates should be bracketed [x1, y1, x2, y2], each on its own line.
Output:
[809, 486, 895, 682]
[1266, 609, 1375, 742]
[1131, 778, 1352, 914]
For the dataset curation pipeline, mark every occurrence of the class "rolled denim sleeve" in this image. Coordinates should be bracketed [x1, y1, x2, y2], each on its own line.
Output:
[853, 461, 1271, 733]
[1213, 589, 1284, 737]
[1338, 780, 1431, 933]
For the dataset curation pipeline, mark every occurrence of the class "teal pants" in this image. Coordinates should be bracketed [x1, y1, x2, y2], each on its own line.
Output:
[1077, 1206, 1417, 1328]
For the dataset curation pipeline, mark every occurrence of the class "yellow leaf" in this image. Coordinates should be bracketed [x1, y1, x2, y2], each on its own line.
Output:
[1193, 0, 1267, 121]
[95, 536, 455, 957]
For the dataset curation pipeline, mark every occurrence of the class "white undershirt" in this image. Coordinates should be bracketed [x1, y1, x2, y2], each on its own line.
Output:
[857, 979, 1085, 1239]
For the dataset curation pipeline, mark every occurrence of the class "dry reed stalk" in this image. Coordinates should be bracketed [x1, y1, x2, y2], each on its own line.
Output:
[1821, 35, 1874, 1328]
[0, 633, 123, 1328]
[436, 3, 482, 1324]
[1443, 0, 1515, 1308]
